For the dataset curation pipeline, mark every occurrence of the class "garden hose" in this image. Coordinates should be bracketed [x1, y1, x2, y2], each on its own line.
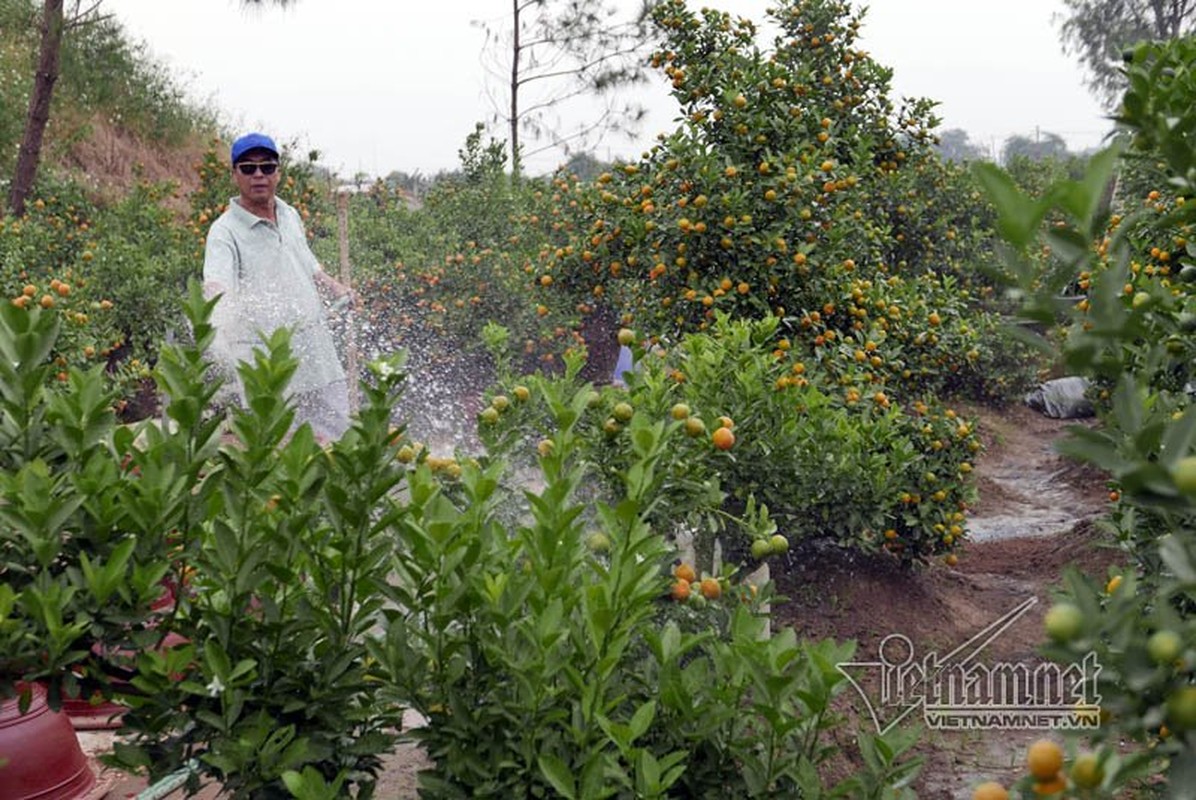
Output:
[135, 759, 200, 800]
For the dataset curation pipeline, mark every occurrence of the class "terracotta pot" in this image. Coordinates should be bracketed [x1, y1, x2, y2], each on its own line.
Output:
[62, 689, 126, 731]
[0, 684, 96, 800]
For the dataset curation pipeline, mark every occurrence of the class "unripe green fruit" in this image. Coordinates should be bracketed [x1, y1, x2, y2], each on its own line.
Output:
[1148, 629, 1183, 666]
[586, 532, 611, 553]
[1167, 685, 1196, 730]
[751, 539, 772, 559]
[1173, 456, 1196, 494]
[1044, 603, 1084, 643]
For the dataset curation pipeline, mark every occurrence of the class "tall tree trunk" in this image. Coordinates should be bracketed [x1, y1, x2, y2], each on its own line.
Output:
[8, 0, 65, 218]
[509, 0, 521, 177]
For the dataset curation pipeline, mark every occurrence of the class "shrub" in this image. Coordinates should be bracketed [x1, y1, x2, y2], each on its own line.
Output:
[373, 357, 923, 797]
[478, 314, 980, 570]
[972, 35, 1196, 796]
[531, 0, 1037, 405]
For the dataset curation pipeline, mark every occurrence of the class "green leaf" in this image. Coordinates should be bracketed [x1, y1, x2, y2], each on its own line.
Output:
[538, 754, 576, 799]
[972, 162, 1047, 249]
[628, 700, 656, 743]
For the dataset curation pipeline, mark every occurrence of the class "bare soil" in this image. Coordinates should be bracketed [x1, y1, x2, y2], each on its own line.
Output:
[770, 402, 1124, 798]
[80, 402, 1120, 799]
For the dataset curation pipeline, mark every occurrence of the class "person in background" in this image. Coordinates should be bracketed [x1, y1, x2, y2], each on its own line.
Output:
[202, 132, 355, 442]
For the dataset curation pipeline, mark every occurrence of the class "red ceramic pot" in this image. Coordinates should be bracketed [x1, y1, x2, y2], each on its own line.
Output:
[0, 684, 96, 800]
[61, 689, 126, 731]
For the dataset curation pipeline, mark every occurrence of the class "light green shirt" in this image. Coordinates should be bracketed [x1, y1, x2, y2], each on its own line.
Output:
[202, 196, 345, 395]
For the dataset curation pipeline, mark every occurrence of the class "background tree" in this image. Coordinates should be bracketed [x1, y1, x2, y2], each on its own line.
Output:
[7, 0, 297, 218]
[560, 151, 607, 181]
[935, 128, 989, 163]
[1056, 0, 1196, 108]
[9, 0, 82, 217]
[1001, 130, 1070, 163]
[476, 0, 661, 176]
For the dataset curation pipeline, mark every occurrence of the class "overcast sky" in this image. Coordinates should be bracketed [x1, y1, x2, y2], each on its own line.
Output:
[100, 0, 1113, 178]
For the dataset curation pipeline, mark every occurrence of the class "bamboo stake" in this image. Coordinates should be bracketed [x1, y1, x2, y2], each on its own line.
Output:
[336, 189, 359, 415]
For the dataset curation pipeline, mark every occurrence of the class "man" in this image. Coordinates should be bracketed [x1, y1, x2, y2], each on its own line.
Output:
[203, 132, 354, 442]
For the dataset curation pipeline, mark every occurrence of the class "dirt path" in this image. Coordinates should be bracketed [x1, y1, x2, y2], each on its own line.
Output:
[772, 402, 1122, 798]
[965, 403, 1108, 541]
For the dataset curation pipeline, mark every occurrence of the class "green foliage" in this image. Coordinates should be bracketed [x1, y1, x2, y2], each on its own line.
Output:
[55, 7, 216, 146]
[372, 364, 922, 797]
[479, 314, 981, 569]
[975, 34, 1196, 797]
[0, 0, 216, 180]
[0, 287, 218, 706]
[533, 0, 1036, 405]
[1058, 0, 1196, 109]
[112, 292, 408, 798]
[0, 173, 200, 408]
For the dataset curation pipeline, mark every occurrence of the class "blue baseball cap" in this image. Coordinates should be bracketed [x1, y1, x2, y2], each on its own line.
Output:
[230, 132, 279, 164]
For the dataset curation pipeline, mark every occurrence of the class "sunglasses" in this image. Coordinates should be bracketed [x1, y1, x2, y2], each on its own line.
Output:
[236, 161, 279, 175]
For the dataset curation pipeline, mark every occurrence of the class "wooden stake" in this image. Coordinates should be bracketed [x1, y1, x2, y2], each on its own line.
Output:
[336, 189, 359, 414]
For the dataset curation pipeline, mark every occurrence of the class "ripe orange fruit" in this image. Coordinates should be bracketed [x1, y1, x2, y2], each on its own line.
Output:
[970, 783, 1008, 800]
[1030, 775, 1066, 796]
[716, 415, 734, 429]
[1026, 739, 1063, 780]
[39, 295, 54, 309]
[1105, 574, 1123, 593]
[699, 577, 721, 600]
[674, 562, 696, 583]
[671, 579, 691, 601]
[711, 427, 735, 450]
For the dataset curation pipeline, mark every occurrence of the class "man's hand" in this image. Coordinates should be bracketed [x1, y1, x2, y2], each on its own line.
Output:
[315, 269, 361, 310]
